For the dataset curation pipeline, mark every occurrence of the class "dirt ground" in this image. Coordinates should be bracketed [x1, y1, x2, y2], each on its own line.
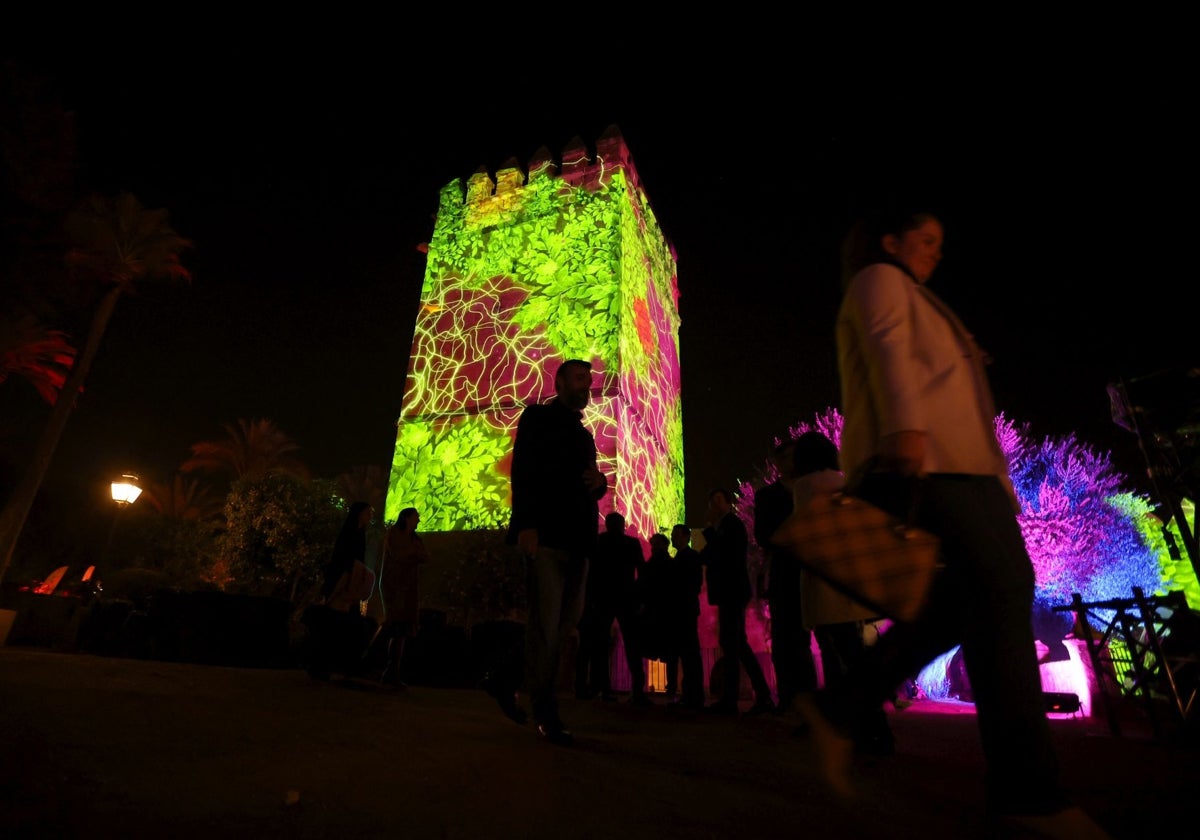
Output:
[1, 647, 1197, 840]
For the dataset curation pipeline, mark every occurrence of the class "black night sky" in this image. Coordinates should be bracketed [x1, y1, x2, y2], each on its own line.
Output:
[2, 46, 1193, 532]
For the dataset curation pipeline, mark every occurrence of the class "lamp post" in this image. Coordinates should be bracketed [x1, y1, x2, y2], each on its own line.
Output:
[111, 474, 143, 507]
[101, 473, 142, 567]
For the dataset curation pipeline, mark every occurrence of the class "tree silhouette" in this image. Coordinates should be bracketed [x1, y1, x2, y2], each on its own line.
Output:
[0, 313, 77, 407]
[0, 192, 192, 585]
[104, 472, 225, 590]
[334, 464, 388, 519]
[139, 472, 225, 525]
[180, 418, 310, 485]
[219, 474, 343, 601]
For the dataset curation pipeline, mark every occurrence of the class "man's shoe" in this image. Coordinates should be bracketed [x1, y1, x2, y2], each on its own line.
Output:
[536, 721, 574, 746]
[480, 674, 528, 726]
[628, 692, 654, 707]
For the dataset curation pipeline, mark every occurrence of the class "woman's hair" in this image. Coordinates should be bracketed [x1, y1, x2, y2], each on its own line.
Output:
[840, 206, 941, 291]
[398, 507, 418, 530]
[341, 501, 371, 531]
[322, 501, 371, 597]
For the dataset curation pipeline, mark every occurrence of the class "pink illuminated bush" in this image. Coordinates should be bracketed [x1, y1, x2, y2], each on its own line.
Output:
[741, 408, 1174, 626]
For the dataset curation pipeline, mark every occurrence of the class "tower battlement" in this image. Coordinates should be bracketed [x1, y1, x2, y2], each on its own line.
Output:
[457, 124, 642, 208]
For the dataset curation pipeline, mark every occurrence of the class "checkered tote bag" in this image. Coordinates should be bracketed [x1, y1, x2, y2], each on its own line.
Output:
[771, 490, 941, 623]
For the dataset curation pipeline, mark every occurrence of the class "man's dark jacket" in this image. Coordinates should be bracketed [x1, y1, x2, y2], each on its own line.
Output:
[752, 481, 792, 553]
[701, 511, 752, 608]
[587, 530, 645, 610]
[506, 399, 607, 555]
[753, 480, 799, 603]
[668, 545, 704, 618]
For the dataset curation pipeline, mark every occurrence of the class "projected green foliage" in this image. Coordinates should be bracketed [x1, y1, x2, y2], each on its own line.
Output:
[388, 148, 684, 540]
[386, 416, 514, 531]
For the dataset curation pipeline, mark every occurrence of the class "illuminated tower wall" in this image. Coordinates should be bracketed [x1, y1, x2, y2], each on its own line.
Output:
[386, 126, 684, 548]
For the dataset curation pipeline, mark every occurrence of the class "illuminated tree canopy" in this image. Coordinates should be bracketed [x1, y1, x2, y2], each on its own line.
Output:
[740, 407, 1193, 622]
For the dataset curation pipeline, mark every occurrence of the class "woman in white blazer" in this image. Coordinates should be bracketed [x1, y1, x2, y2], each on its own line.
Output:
[803, 207, 1108, 838]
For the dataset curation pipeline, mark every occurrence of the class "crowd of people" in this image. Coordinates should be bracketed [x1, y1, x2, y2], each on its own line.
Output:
[479, 204, 1105, 837]
[298, 206, 1109, 838]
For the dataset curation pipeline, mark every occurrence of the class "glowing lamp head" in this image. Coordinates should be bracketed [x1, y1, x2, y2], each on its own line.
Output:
[111, 474, 142, 506]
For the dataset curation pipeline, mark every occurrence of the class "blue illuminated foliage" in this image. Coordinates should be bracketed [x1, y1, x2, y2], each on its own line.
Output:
[745, 410, 1175, 627]
[996, 414, 1163, 620]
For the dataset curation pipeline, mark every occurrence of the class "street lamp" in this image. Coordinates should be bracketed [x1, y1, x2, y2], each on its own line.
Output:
[111, 474, 143, 506]
[101, 473, 142, 567]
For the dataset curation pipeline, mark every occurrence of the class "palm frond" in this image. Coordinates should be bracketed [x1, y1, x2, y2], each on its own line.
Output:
[140, 473, 225, 523]
[0, 313, 78, 405]
[63, 192, 193, 290]
[181, 418, 310, 481]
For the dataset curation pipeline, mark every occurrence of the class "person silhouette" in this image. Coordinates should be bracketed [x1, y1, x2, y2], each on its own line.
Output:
[377, 507, 429, 689]
[307, 501, 376, 681]
[495, 359, 609, 746]
[701, 488, 776, 716]
[802, 205, 1109, 838]
[753, 439, 819, 717]
[637, 532, 674, 698]
[665, 524, 706, 710]
[576, 511, 650, 706]
[787, 430, 894, 754]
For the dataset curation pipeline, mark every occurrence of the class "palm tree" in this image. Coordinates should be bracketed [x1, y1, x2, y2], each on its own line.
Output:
[334, 464, 389, 516]
[181, 418, 310, 484]
[0, 192, 192, 585]
[0, 312, 77, 406]
[139, 472, 226, 524]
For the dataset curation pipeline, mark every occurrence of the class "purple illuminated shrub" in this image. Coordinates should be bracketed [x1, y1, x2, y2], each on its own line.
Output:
[996, 414, 1162, 617]
[741, 409, 1165, 624]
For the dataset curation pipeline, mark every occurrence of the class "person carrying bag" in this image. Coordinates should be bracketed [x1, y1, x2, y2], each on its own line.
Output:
[772, 458, 941, 624]
[305, 502, 377, 680]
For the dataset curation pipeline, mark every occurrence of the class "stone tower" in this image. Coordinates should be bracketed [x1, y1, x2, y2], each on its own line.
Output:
[385, 125, 683, 550]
